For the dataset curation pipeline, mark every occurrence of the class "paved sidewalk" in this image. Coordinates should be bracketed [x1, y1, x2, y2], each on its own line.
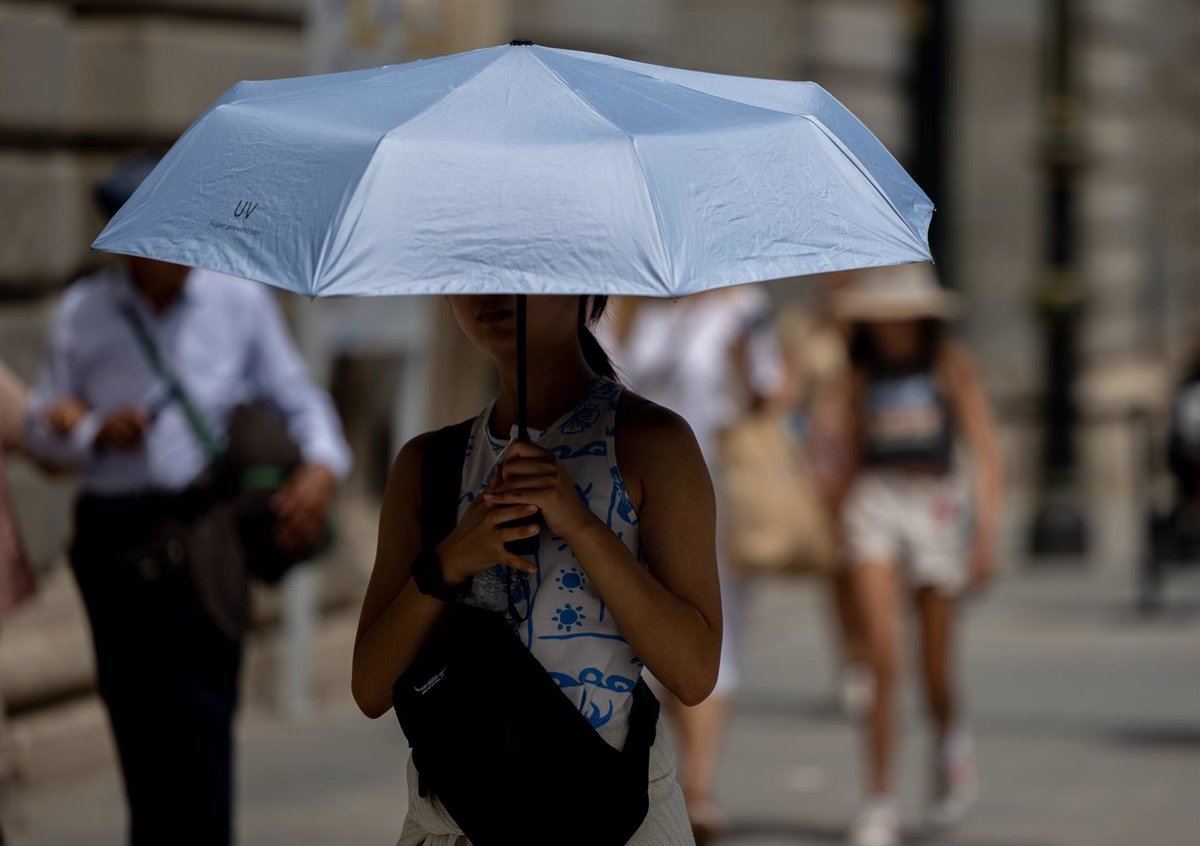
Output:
[6, 565, 1200, 846]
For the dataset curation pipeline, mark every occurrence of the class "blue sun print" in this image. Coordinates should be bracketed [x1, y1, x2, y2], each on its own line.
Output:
[551, 604, 587, 632]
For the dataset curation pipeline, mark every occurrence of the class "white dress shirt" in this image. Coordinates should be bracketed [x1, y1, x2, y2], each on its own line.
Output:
[602, 286, 783, 464]
[24, 267, 351, 495]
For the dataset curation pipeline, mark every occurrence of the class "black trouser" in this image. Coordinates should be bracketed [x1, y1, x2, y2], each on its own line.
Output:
[71, 495, 242, 846]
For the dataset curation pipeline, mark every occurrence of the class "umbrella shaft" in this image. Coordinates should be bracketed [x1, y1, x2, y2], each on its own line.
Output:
[517, 294, 528, 441]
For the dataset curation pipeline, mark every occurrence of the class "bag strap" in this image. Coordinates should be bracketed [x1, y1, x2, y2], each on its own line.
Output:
[118, 302, 224, 462]
[419, 419, 475, 550]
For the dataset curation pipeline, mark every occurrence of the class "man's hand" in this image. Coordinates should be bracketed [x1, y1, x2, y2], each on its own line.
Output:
[272, 464, 337, 556]
[43, 397, 89, 435]
[94, 407, 149, 449]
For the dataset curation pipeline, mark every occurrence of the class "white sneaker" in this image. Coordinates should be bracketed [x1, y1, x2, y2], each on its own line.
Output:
[839, 663, 875, 719]
[848, 797, 899, 846]
[926, 729, 979, 830]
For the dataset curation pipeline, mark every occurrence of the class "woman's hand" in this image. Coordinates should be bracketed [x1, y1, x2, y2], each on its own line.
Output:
[968, 534, 995, 592]
[436, 470, 540, 586]
[483, 439, 598, 539]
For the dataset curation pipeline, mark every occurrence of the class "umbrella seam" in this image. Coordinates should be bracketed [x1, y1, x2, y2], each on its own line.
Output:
[548, 49, 930, 252]
[796, 114, 932, 253]
[314, 50, 511, 294]
[527, 48, 676, 295]
[214, 47, 501, 109]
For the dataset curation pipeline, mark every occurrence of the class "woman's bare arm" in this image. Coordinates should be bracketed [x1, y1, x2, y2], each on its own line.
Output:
[943, 342, 1005, 585]
[569, 402, 722, 705]
[485, 399, 722, 704]
[351, 434, 450, 718]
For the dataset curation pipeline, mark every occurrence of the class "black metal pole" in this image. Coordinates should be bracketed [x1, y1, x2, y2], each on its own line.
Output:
[1029, 0, 1088, 558]
[504, 293, 539, 559]
[908, 0, 952, 278]
[517, 293, 529, 441]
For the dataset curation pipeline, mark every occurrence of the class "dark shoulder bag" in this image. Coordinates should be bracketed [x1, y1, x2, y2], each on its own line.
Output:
[392, 420, 660, 846]
[117, 306, 331, 642]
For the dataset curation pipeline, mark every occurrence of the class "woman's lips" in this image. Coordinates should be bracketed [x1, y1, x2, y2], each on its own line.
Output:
[477, 308, 514, 325]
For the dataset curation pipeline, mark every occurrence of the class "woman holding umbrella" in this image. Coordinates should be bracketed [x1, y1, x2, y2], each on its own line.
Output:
[836, 265, 1003, 846]
[352, 293, 719, 843]
[88, 38, 939, 846]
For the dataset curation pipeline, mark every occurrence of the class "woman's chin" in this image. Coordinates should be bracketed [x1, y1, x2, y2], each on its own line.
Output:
[479, 327, 518, 356]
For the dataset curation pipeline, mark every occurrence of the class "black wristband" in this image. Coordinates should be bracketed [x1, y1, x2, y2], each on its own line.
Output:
[411, 549, 470, 602]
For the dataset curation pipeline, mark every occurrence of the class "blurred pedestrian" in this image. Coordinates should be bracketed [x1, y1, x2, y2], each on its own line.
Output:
[835, 265, 1003, 846]
[776, 276, 872, 716]
[21, 156, 351, 846]
[603, 286, 784, 843]
[1168, 335, 1200, 507]
[353, 294, 719, 845]
[0, 362, 38, 623]
[0, 362, 41, 846]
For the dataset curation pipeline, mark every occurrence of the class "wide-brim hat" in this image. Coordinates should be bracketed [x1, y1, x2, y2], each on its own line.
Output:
[833, 262, 961, 322]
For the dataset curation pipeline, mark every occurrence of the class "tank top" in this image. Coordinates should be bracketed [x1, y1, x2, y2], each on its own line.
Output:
[457, 376, 643, 742]
[861, 367, 954, 472]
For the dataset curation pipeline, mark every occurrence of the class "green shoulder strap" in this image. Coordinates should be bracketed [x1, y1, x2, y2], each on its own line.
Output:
[118, 302, 224, 463]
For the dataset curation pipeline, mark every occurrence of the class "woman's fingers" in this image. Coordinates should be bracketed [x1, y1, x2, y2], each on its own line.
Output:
[484, 467, 506, 493]
[500, 457, 558, 477]
[485, 488, 551, 506]
[496, 522, 541, 544]
[488, 475, 557, 494]
[501, 556, 538, 575]
[486, 504, 538, 527]
[506, 439, 554, 460]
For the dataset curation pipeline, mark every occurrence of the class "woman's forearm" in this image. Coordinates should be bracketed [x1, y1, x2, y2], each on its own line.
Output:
[972, 457, 1003, 547]
[351, 581, 448, 718]
[563, 517, 721, 705]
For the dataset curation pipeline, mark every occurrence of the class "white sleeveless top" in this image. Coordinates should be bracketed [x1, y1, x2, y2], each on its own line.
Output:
[457, 376, 644, 739]
[399, 377, 693, 845]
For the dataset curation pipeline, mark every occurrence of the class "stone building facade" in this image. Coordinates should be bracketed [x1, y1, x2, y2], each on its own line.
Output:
[0, 0, 1197, 567]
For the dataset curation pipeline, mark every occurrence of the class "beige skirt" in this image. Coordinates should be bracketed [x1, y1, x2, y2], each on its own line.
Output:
[396, 715, 694, 846]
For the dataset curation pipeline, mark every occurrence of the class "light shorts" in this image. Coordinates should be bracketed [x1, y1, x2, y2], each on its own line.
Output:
[843, 470, 970, 594]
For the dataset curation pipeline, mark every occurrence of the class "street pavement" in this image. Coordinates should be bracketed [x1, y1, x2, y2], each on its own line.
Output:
[6, 563, 1199, 846]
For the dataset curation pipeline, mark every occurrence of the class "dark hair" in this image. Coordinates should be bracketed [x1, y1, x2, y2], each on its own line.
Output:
[578, 295, 616, 381]
[848, 318, 945, 373]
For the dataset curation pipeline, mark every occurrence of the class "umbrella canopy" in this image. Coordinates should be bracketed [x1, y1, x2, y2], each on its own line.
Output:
[92, 42, 932, 298]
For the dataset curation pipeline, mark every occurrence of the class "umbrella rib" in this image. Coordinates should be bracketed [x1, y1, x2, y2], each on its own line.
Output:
[550, 51, 931, 251]
[793, 114, 932, 254]
[313, 51, 511, 295]
[528, 49, 676, 295]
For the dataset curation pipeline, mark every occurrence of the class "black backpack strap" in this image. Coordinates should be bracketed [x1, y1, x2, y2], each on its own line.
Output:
[419, 419, 475, 550]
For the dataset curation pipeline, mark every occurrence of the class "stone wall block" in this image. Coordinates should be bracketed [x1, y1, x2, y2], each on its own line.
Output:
[74, 0, 304, 19]
[0, 154, 88, 290]
[806, 0, 906, 76]
[72, 17, 304, 136]
[0, 2, 72, 132]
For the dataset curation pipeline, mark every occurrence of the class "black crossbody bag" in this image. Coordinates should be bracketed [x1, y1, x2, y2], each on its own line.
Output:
[392, 420, 660, 846]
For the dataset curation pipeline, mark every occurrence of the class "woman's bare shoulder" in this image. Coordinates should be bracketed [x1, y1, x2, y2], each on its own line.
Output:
[615, 389, 705, 471]
[938, 339, 982, 386]
[616, 389, 692, 439]
[614, 390, 712, 516]
[382, 430, 438, 509]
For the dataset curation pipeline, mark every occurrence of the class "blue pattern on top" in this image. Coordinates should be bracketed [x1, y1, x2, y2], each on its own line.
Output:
[457, 377, 644, 736]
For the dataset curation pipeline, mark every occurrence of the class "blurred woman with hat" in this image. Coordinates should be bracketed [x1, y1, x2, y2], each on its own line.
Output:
[836, 264, 1003, 846]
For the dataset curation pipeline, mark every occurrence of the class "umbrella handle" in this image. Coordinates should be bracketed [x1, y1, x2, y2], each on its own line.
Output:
[504, 292, 541, 559]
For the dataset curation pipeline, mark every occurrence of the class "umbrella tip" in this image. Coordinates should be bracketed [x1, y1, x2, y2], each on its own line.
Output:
[509, 39, 534, 46]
